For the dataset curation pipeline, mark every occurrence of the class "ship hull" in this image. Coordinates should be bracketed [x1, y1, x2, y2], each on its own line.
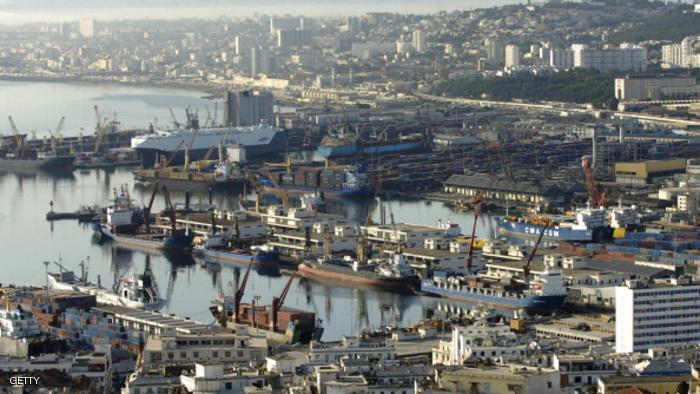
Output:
[260, 179, 374, 198]
[133, 175, 243, 191]
[47, 275, 163, 310]
[0, 155, 74, 172]
[420, 280, 566, 312]
[318, 140, 425, 158]
[132, 127, 286, 166]
[97, 225, 193, 251]
[298, 262, 417, 292]
[496, 219, 593, 242]
[194, 248, 278, 268]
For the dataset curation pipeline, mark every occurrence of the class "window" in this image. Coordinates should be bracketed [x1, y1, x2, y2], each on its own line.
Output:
[213, 351, 218, 358]
[225, 383, 232, 390]
[547, 382, 552, 389]
[193, 351, 199, 358]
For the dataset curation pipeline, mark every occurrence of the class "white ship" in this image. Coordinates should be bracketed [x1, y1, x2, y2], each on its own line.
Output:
[131, 125, 285, 164]
[47, 261, 165, 310]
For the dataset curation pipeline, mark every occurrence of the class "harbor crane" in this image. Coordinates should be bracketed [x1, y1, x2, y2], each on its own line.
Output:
[8, 116, 22, 148]
[522, 220, 550, 285]
[271, 272, 296, 332]
[143, 182, 160, 234]
[158, 140, 184, 169]
[466, 191, 485, 271]
[94, 105, 108, 153]
[233, 262, 253, 324]
[169, 108, 181, 129]
[581, 155, 607, 209]
[183, 128, 200, 171]
[48, 116, 65, 151]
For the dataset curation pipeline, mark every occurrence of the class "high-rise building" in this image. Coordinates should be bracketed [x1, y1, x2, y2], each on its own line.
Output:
[277, 29, 312, 49]
[505, 44, 520, 68]
[79, 19, 96, 38]
[59, 22, 72, 39]
[485, 38, 505, 66]
[412, 30, 426, 53]
[572, 43, 647, 72]
[250, 47, 276, 76]
[549, 48, 574, 70]
[224, 90, 274, 127]
[615, 279, 700, 354]
[270, 17, 302, 34]
[234, 36, 253, 56]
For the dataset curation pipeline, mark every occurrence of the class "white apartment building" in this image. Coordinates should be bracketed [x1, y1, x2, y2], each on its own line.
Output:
[572, 43, 647, 72]
[142, 332, 268, 368]
[662, 36, 700, 68]
[308, 337, 396, 364]
[614, 75, 700, 101]
[615, 278, 700, 353]
[505, 44, 520, 68]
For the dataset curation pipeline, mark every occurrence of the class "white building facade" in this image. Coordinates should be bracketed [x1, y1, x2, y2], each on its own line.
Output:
[615, 279, 700, 353]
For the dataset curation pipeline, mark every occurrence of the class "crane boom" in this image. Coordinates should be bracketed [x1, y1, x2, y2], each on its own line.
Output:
[271, 272, 297, 331]
[162, 140, 184, 168]
[143, 182, 160, 233]
[233, 262, 253, 324]
[8, 116, 21, 148]
[466, 191, 485, 271]
[523, 222, 549, 282]
[581, 156, 607, 209]
[169, 108, 180, 129]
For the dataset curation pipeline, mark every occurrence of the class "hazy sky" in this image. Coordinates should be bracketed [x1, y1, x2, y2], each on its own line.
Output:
[0, 0, 523, 24]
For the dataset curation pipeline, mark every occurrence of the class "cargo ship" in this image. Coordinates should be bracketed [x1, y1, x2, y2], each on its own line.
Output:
[0, 149, 74, 172]
[420, 270, 566, 312]
[497, 207, 609, 242]
[193, 235, 278, 268]
[131, 124, 285, 165]
[211, 269, 323, 344]
[318, 131, 427, 158]
[298, 253, 420, 292]
[133, 161, 244, 190]
[94, 184, 192, 251]
[259, 162, 373, 198]
[47, 261, 165, 310]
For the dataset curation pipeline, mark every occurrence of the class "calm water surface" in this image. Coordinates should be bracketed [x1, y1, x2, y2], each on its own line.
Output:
[0, 82, 504, 340]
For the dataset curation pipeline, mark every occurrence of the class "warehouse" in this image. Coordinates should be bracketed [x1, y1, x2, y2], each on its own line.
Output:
[614, 158, 686, 185]
[442, 174, 567, 206]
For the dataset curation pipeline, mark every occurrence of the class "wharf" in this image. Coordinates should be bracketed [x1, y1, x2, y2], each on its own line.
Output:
[92, 305, 212, 335]
[46, 209, 98, 222]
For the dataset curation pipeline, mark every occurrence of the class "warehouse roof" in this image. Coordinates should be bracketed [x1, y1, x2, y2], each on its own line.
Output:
[443, 174, 565, 197]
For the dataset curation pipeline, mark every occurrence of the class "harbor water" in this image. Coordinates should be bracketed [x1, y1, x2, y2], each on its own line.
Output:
[0, 81, 501, 340]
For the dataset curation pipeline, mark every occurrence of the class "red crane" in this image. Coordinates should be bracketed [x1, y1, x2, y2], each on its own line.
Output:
[143, 182, 160, 233]
[233, 262, 253, 324]
[581, 156, 607, 209]
[522, 220, 550, 283]
[271, 272, 296, 332]
[466, 191, 485, 271]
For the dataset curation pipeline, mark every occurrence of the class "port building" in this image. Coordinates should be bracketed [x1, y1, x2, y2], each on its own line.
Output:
[614, 159, 686, 185]
[442, 174, 567, 206]
[615, 278, 700, 353]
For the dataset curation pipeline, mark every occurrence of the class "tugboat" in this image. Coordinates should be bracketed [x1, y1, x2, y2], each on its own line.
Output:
[96, 183, 193, 251]
[47, 258, 165, 310]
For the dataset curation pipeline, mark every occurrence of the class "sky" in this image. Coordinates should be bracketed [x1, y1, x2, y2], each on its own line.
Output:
[0, 0, 523, 24]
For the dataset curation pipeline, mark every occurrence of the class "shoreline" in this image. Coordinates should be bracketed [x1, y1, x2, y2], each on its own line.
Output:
[0, 74, 225, 99]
